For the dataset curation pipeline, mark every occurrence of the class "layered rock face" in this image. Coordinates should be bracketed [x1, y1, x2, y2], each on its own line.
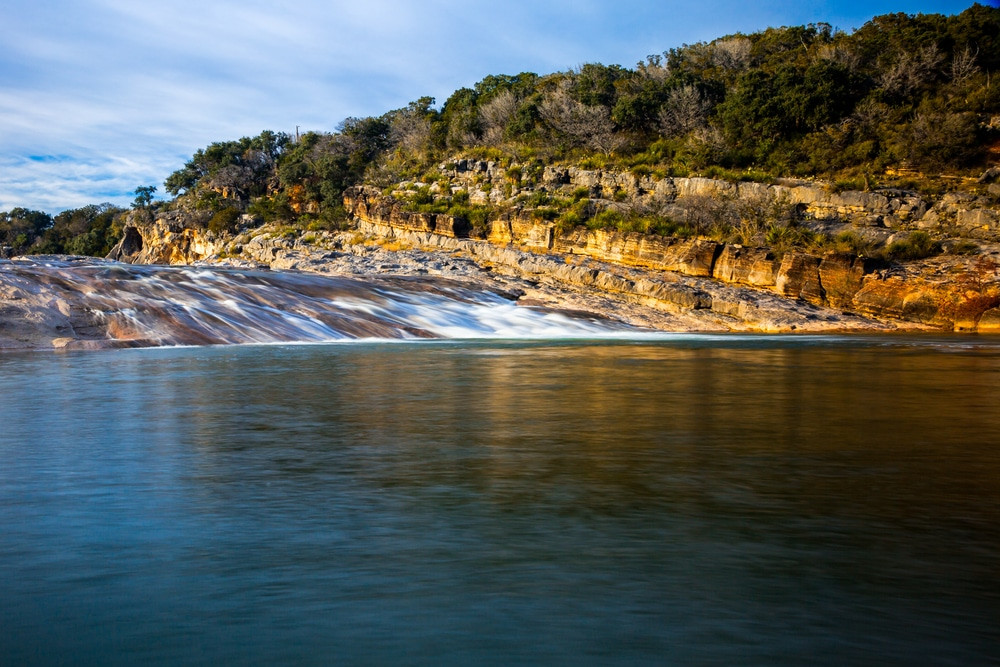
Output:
[106, 166, 1000, 333]
[108, 210, 225, 264]
[343, 185, 1000, 332]
[439, 159, 1000, 240]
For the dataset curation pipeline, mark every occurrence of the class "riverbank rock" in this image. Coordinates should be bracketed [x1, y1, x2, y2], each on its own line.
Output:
[978, 307, 1000, 332]
[98, 164, 1000, 333]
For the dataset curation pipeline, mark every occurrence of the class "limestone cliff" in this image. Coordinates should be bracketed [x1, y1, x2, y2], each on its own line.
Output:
[433, 159, 1000, 241]
[108, 209, 225, 265]
[342, 177, 1000, 332]
[108, 166, 1000, 333]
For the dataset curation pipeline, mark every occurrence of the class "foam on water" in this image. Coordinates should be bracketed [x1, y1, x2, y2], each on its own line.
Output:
[329, 287, 629, 339]
[4, 259, 665, 347]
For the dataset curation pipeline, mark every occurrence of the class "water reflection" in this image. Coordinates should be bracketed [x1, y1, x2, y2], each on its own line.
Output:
[1, 338, 998, 664]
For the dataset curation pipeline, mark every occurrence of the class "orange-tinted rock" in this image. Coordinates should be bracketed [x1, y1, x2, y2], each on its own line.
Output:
[776, 253, 824, 302]
[341, 187, 994, 330]
[510, 215, 553, 251]
[851, 277, 945, 324]
[978, 307, 1000, 333]
[488, 218, 514, 245]
[629, 235, 678, 269]
[714, 245, 779, 287]
[669, 240, 722, 277]
[433, 214, 470, 238]
[388, 210, 435, 233]
[106, 226, 144, 262]
[818, 253, 874, 309]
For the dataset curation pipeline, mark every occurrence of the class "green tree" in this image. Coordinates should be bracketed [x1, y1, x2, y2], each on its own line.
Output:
[132, 185, 157, 208]
[440, 87, 481, 150]
[30, 204, 126, 256]
[717, 61, 866, 166]
[570, 63, 629, 107]
[164, 131, 291, 197]
[0, 208, 53, 253]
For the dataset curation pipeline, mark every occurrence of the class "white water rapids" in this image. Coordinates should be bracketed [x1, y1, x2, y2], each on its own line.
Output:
[1, 258, 652, 349]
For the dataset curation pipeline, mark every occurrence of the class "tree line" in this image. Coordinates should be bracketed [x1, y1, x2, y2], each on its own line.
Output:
[3, 4, 998, 255]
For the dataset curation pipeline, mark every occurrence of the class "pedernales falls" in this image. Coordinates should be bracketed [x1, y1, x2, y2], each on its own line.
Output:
[0, 244, 905, 351]
[5, 169, 1000, 349]
[0, 234, 987, 350]
[0, 257, 659, 350]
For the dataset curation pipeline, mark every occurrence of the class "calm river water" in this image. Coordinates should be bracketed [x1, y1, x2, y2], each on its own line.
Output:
[2, 336, 999, 664]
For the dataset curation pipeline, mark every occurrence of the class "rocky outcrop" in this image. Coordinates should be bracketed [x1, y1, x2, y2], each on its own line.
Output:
[342, 185, 1000, 331]
[440, 159, 1000, 248]
[978, 307, 1000, 333]
[104, 165, 1000, 333]
[441, 159, 944, 232]
[818, 254, 874, 309]
[918, 191, 1000, 238]
[106, 226, 143, 262]
[345, 217, 890, 333]
[107, 209, 222, 264]
[345, 187, 852, 300]
[713, 245, 780, 288]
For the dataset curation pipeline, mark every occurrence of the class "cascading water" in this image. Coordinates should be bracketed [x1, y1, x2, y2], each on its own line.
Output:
[1, 258, 653, 349]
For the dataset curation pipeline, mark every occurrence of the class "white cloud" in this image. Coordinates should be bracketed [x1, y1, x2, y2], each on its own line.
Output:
[0, 153, 173, 212]
[0, 0, 976, 212]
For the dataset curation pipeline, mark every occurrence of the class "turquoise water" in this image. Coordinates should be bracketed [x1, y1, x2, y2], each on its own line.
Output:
[2, 337, 999, 664]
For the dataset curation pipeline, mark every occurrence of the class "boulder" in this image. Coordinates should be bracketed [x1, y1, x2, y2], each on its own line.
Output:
[977, 307, 1000, 333]
[433, 214, 470, 238]
[776, 253, 824, 302]
[818, 253, 873, 309]
[713, 245, 779, 287]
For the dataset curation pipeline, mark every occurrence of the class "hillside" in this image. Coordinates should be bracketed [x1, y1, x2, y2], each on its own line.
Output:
[4, 4, 1000, 332]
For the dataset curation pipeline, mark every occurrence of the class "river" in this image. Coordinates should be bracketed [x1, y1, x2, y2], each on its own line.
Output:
[2, 337, 999, 664]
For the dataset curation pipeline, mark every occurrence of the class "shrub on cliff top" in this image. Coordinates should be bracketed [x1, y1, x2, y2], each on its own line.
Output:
[881, 231, 941, 262]
[208, 207, 242, 235]
[412, 185, 434, 205]
[828, 230, 876, 257]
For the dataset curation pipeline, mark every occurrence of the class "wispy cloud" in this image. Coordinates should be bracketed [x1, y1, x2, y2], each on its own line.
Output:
[0, 153, 174, 211]
[0, 0, 975, 212]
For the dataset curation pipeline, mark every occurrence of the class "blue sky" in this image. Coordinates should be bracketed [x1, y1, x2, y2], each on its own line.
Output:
[0, 0, 982, 212]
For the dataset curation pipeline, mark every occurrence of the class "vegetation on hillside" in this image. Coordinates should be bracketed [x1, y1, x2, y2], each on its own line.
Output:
[1, 204, 126, 257]
[2, 4, 998, 258]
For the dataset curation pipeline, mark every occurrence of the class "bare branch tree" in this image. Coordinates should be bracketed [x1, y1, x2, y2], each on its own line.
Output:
[658, 85, 710, 137]
[389, 111, 432, 155]
[950, 46, 979, 84]
[636, 54, 671, 82]
[879, 45, 943, 96]
[478, 90, 519, 146]
[539, 82, 626, 155]
[851, 99, 892, 137]
[710, 37, 752, 70]
[817, 43, 861, 71]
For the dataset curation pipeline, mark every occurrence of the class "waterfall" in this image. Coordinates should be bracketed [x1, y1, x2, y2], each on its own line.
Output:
[1, 258, 654, 349]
